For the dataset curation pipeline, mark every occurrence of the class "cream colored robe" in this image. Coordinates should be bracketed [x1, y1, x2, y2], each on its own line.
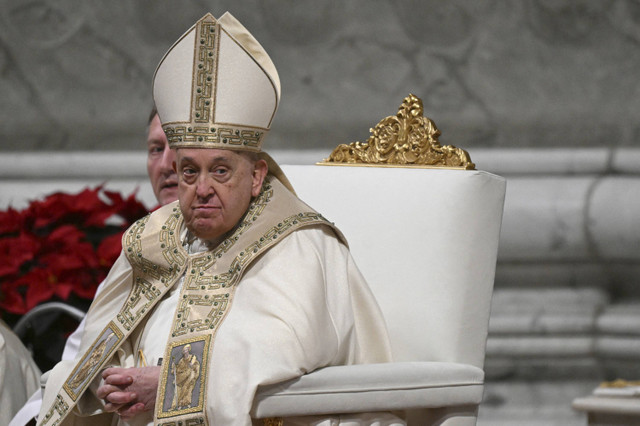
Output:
[0, 320, 41, 425]
[39, 214, 401, 425]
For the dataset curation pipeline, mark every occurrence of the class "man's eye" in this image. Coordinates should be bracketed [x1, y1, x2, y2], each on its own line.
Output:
[148, 144, 164, 154]
[183, 167, 196, 176]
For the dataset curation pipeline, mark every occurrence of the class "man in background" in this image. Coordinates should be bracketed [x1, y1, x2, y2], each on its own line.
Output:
[146, 108, 178, 207]
[8, 109, 178, 426]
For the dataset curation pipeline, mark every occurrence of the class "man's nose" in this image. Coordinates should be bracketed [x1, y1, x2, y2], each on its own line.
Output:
[195, 175, 215, 198]
[161, 148, 174, 171]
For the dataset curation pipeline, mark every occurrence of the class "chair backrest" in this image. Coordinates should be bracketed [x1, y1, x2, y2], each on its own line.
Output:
[282, 165, 506, 368]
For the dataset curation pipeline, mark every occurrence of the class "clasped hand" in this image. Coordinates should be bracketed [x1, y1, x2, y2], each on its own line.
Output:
[97, 366, 161, 420]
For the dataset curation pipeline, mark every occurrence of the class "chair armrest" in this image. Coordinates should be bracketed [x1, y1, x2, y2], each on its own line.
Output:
[251, 361, 485, 418]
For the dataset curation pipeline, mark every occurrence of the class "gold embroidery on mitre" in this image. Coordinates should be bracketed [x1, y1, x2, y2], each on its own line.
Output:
[164, 124, 265, 151]
[193, 17, 217, 125]
[319, 94, 475, 170]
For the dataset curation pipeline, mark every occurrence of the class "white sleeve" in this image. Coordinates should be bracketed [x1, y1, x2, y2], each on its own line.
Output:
[8, 390, 42, 426]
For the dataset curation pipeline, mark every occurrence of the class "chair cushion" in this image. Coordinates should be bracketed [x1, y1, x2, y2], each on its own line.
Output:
[251, 361, 485, 418]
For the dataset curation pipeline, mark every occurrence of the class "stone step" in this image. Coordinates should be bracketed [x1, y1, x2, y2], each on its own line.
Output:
[478, 380, 600, 426]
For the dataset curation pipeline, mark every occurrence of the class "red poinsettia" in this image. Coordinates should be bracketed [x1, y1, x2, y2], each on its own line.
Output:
[0, 187, 148, 323]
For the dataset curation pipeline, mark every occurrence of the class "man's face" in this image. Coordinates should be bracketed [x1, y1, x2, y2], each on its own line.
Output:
[147, 114, 178, 205]
[175, 148, 267, 242]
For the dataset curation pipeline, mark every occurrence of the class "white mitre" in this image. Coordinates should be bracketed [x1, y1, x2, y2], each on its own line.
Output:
[153, 11, 280, 151]
[152, 12, 293, 190]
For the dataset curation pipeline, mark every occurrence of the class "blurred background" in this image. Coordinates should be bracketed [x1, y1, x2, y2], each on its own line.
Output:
[1, 1, 639, 424]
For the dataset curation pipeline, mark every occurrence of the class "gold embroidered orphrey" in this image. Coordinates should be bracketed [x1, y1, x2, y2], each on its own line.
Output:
[319, 94, 475, 170]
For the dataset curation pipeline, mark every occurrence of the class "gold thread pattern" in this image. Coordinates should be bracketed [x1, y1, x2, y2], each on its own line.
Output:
[63, 322, 123, 401]
[40, 395, 69, 426]
[160, 209, 187, 267]
[157, 336, 211, 419]
[170, 182, 274, 337]
[320, 94, 475, 170]
[159, 418, 206, 426]
[120, 211, 185, 331]
[172, 211, 329, 338]
[193, 19, 217, 124]
[174, 293, 230, 337]
[164, 124, 264, 150]
[263, 418, 284, 426]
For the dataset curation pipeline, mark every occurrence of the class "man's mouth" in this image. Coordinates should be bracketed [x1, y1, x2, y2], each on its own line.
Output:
[194, 205, 220, 210]
[161, 181, 178, 190]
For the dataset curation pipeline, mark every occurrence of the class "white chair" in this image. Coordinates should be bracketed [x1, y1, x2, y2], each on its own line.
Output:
[251, 95, 507, 425]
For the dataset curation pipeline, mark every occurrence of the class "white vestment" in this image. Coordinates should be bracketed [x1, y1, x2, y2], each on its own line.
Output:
[39, 223, 404, 426]
[0, 320, 41, 425]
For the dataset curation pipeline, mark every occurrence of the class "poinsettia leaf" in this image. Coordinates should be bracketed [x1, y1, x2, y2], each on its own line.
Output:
[97, 233, 124, 267]
[0, 207, 25, 235]
[0, 185, 148, 326]
[0, 233, 40, 277]
[0, 283, 27, 314]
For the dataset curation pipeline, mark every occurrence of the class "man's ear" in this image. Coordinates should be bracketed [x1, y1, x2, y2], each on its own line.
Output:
[251, 159, 268, 197]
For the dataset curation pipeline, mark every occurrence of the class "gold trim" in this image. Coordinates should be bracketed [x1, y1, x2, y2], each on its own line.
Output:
[192, 17, 217, 125]
[319, 94, 475, 170]
[599, 379, 640, 388]
[40, 394, 70, 426]
[63, 322, 123, 401]
[164, 122, 265, 150]
[157, 335, 212, 419]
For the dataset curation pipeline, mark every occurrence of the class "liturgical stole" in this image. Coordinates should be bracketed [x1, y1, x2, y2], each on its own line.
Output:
[39, 176, 339, 426]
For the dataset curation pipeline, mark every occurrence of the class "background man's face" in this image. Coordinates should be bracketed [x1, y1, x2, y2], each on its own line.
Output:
[147, 114, 178, 205]
[175, 148, 267, 242]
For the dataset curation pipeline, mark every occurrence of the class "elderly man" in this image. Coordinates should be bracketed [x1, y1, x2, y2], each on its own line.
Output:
[9, 111, 177, 426]
[38, 12, 400, 426]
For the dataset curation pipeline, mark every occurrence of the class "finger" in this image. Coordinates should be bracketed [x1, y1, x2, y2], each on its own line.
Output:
[104, 391, 138, 405]
[104, 374, 134, 386]
[96, 384, 121, 399]
[103, 402, 124, 413]
[118, 402, 147, 420]
[101, 367, 123, 378]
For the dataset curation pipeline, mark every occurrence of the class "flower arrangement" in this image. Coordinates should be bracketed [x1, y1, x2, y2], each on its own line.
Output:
[0, 186, 148, 326]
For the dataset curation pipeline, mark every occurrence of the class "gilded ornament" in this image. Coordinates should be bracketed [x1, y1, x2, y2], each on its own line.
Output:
[319, 94, 475, 170]
[599, 379, 640, 388]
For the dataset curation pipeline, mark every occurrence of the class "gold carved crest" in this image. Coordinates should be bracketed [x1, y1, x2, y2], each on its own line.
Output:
[319, 94, 475, 170]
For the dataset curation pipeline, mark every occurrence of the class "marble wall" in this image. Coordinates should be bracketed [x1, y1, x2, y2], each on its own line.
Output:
[1, 1, 640, 152]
